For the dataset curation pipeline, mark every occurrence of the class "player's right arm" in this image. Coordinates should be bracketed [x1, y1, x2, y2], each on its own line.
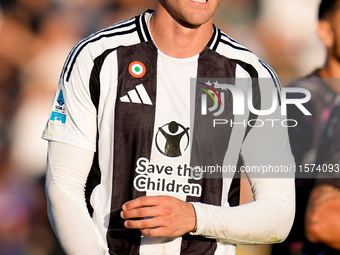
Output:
[43, 39, 105, 253]
[46, 141, 105, 254]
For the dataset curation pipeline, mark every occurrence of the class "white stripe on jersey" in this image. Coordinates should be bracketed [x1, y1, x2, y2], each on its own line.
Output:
[90, 50, 119, 249]
[220, 33, 249, 51]
[139, 50, 199, 255]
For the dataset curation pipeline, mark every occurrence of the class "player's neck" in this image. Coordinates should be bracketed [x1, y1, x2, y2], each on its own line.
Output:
[149, 7, 213, 58]
[319, 56, 340, 93]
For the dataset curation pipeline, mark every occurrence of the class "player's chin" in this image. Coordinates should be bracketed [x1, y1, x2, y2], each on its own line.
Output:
[185, 16, 213, 27]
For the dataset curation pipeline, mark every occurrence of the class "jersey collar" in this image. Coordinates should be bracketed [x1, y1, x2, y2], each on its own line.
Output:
[137, 10, 220, 52]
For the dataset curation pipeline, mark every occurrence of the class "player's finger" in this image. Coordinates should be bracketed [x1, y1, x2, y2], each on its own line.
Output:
[124, 217, 163, 229]
[121, 206, 160, 219]
[141, 226, 168, 237]
[122, 196, 163, 210]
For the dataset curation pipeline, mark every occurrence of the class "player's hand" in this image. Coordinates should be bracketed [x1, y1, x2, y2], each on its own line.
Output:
[121, 196, 196, 237]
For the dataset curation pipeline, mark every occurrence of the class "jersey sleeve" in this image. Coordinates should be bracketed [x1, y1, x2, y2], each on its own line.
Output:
[42, 48, 98, 152]
[241, 69, 295, 178]
[46, 141, 107, 254]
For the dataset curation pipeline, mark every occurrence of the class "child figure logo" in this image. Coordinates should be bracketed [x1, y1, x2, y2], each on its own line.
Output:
[155, 121, 190, 157]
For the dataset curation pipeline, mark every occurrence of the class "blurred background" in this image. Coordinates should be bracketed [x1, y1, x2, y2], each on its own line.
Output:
[0, 0, 324, 254]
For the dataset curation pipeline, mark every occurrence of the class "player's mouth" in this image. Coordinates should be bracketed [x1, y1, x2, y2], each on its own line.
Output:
[192, 0, 208, 3]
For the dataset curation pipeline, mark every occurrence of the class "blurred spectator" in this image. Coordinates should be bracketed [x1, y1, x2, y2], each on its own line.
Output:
[0, 0, 41, 162]
[0, 144, 30, 255]
[0, 145, 64, 255]
[304, 103, 340, 254]
[256, 0, 324, 77]
[9, 6, 81, 178]
[0, 0, 76, 254]
[272, 0, 340, 254]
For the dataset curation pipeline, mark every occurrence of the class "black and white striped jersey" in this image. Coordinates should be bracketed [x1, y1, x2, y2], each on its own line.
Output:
[43, 10, 295, 255]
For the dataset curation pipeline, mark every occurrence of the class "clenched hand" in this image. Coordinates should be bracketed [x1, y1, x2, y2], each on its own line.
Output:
[121, 196, 196, 237]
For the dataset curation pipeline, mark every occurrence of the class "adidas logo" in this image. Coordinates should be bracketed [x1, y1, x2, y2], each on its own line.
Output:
[120, 84, 153, 105]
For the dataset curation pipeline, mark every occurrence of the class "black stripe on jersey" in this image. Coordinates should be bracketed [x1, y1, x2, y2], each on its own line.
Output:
[85, 147, 101, 216]
[89, 48, 116, 109]
[107, 42, 157, 254]
[212, 28, 221, 52]
[136, 10, 154, 42]
[182, 48, 238, 255]
[136, 15, 145, 43]
[85, 48, 117, 215]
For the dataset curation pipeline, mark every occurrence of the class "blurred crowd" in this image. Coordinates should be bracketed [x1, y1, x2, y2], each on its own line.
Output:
[0, 0, 332, 254]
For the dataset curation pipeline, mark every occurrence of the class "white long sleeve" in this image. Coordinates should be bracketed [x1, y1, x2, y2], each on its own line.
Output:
[191, 177, 295, 244]
[45, 141, 107, 255]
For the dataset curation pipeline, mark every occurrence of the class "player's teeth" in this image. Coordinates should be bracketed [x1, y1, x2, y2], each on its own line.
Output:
[193, 0, 207, 2]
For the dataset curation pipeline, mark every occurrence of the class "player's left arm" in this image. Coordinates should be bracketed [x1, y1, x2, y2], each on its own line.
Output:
[191, 69, 295, 243]
[122, 176, 294, 243]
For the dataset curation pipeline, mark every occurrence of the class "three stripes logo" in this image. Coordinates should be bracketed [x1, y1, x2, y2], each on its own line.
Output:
[120, 84, 153, 105]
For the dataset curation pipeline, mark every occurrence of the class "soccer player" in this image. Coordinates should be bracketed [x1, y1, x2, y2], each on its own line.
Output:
[43, 1, 295, 254]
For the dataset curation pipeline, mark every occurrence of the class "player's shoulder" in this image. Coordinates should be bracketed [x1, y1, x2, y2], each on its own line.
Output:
[212, 28, 277, 78]
[61, 11, 150, 81]
[215, 29, 253, 55]
[72, 15, 139, 56]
